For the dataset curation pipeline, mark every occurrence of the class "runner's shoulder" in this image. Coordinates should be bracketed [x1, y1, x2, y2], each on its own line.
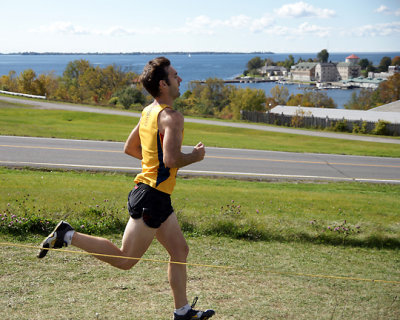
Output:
[160, 108, 183, 125]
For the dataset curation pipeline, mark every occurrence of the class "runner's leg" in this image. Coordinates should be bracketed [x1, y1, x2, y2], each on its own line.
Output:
[71, 217, 156, 270]
[156, 212, 189, 309]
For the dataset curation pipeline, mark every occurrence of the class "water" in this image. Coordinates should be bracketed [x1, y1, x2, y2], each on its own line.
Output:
[0, 52, 398, 108]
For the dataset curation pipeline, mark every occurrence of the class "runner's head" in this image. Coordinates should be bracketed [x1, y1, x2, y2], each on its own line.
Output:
[140, 57, 171, 98]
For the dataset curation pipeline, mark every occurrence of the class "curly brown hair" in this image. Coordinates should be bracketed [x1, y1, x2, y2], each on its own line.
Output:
[140, 57, 171, 98]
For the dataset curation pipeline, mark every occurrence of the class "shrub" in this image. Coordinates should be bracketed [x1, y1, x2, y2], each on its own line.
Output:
[360, 121, 368, 134]
[372, 120, 390, 135]
[108, 96, 119, 106]
[113, 87, 145, 109]
[331, 119, 349, 132]
[352, 123, 360, 134]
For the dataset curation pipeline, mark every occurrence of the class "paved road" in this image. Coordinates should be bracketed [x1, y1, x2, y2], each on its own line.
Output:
[1, 95, 400, 144]
[1, 136, 400, 184]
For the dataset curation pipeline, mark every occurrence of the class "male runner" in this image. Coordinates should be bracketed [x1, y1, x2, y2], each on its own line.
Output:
[37, 57, 215, 320]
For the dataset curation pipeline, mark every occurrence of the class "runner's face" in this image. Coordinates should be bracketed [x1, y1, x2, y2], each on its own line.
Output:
[166, 66, 182, 99]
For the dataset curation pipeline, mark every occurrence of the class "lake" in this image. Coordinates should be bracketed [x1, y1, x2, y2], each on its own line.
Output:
[0, 52, 398, 108]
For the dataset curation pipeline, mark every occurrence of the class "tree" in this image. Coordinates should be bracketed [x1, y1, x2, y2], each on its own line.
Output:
[115, 86, 146, 109]
[305, 91, 336, 108]
[63, 59, 91, 82]
[34, 72, 59, 97]
[246, 56, 264, 74]
[378, 73, 400, 103]
[17, 69, 37, 94]
[358, 58, 371, 70]
[187, 78, 232, 115]
[391, 56, 400, 66]
[344, 89, 376, 110]
[265, 97, 277, 109]
[358, 59, 375, 76]
[378, 56, 392, 72]
[344, 73, 400, 110]
[270, 85, 289, 105]
[287, 91, 336, 108]
[59, 60, 91, 102]
[285, 55, 295, 69]
[0, 70, 18, 92]
[286, 93, 304, 106]
[317, 49, 329, 63]
[264, 58, 276, 66]
[226, 87, 266, 119]
[79, 66, 105, 103]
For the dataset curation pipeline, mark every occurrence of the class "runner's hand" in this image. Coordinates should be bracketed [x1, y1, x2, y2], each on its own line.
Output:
[193, 142, 205, 162]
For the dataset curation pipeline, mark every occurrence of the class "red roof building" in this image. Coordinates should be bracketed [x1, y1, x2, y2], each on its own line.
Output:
[346, 54, 360, 59]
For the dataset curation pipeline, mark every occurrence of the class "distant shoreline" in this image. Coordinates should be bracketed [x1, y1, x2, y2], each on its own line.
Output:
[0, 51, 275, 56]
[0, 51, 398, 56]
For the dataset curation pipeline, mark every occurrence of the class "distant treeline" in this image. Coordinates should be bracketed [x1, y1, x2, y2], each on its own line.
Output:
[1, 59, 399, 119]
[0, 59, 146, 108]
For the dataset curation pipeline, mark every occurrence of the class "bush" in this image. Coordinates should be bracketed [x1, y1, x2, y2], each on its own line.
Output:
[331, 119, 349, 132]
[108, 97, 119, 106]
[372, 120, 390, 135]
[360, 121, 368, 134]
[116, 87, 146, 109]
[352, 123, 361, 134]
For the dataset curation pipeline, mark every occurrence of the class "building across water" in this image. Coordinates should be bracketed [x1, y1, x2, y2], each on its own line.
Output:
[290, 54, 362, 82]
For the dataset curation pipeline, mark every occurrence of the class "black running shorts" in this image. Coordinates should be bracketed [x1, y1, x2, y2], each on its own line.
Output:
[127, 183, 174, 228]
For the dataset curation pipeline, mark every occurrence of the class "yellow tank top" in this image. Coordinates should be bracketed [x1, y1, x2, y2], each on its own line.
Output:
[134, 104, 179, 194]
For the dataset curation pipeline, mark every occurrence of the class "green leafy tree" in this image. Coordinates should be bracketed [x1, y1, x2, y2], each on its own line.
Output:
[286, 93, 304, 106]
[378, 56, 392, 72]
[247, 56, 264, 70]
[246, 56, 264, 75]
[187, 78, 232, 115]
[226, 87, 266, 119]
[54, 59, 139, 104]
[358, 58, 371, 70]
[58, 60, 91, 102]
[344, 89, 377, 110]
[264, 58, 276, 66]
[17, 69, 37, 94]
[305, 91, 336, 108]
[34, 72, 59, 97]
[317, 49, 329, 63]
[283, 54, 295, 70]
[0, 70, 18, 92]
[358, 59, 375, 76]
[115, 86, 146, 109]
[287, 91, 336, 108]
[270, 85, 289, 105]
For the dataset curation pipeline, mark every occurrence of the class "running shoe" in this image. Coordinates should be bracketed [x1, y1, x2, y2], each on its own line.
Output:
[174, 297, 215, 320]
[37, 220, 74, 258]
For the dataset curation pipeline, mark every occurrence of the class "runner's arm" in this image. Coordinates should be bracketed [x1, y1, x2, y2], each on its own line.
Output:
[124, 120, 142, 160]
[161, 110, 205, 168]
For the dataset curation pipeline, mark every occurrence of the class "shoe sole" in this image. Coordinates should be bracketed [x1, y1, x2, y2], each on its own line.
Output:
[37, 220, 64, 258]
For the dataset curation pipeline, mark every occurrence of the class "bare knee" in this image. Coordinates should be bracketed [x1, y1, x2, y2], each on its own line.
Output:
[170, 242, 189, 262]
[115, 258, 139, 270]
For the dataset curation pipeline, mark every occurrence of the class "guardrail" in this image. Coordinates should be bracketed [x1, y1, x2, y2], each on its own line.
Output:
[0, 90, 46, 99]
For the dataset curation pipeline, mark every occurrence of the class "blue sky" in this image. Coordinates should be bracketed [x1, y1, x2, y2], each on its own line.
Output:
[1, 0, 399, 53]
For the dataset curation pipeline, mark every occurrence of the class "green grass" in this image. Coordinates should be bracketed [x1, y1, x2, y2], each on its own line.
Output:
[1, 100, 400, 157]
[0, 168, 399, 319]
[1, 234, 399, 320]
[1, 168, 399, 248]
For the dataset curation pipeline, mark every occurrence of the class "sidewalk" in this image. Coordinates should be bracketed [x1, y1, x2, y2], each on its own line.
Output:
[1, 95, 399, 145]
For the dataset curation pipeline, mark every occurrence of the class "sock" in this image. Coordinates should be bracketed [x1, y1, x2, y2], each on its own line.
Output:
[64, 230, 75, 246]
[174, 304, 191, 316]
